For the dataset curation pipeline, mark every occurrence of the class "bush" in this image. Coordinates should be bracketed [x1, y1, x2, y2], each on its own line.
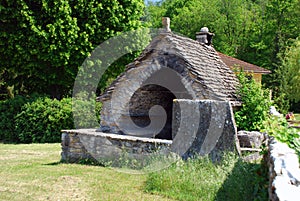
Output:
[0, 96, 29, 142]
[0, 95, 102, 143]
[15, 97, 74, 143]
[234, 72, 272, 131]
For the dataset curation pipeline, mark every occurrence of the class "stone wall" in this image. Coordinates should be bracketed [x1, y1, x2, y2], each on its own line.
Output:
[236, 130, 300, 200]
[268, 137, 300, 200]
[61, 129, 172, 167]
[62, 100, 241, 165]
[128, 84, 176, 140]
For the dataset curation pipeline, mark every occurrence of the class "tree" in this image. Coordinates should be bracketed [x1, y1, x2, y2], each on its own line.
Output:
[0, 0, 145, 99]
[146, 0, 258, 56]
[234, 71, 272, 131]
[276, 38, 300, 111]
[261, 0, 300, 88]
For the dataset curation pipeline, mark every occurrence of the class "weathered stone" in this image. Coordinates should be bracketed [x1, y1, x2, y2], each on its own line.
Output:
[61, 129, 172, 167]
[237, 131, 265, 148]
[171, 99, 240, 160]
[268, 137, 300, 201]
[97, 31, 239, 137]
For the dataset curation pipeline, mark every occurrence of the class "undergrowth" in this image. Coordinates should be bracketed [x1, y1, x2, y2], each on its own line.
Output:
[262, 116, 300, 156]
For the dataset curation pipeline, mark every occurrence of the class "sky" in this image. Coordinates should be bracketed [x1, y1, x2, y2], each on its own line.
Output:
[145, 0, 161, 4]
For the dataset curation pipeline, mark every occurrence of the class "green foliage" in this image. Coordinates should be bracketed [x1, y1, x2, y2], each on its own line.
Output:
[273, 92, 290, 114]
[0, 0, 146, 98]
[234, 72, 272, 131]
[276, 37, 300, 111]
[15, 97, 74, 143]
[0, 96, 31, 142]
[145, 153, 268, 201]
[72, 92, 102, 128]
[146, 0, 263, 56]
[262, 116, 300, 156]
[0, 95, 102, 143]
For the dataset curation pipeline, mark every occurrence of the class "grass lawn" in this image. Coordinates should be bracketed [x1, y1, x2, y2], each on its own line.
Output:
[0, 143, 174, 201]
[289, 114, 300, 128]
[295, 113, 300, 121]
[0, 143, 268, 201]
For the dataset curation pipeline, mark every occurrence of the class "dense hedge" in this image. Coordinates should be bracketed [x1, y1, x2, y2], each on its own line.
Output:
[0, 95, 30, 142]
[15, 97, 74, 143]
[0, 96, 101, 143]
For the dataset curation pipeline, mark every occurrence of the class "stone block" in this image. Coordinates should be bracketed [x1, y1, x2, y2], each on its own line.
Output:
[237, 131, 264, 148]
[171, 99, 240, 161]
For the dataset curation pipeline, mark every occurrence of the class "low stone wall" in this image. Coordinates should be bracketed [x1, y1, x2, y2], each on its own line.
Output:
[228, 130, 300, 200]
[268, 137, 300, 200]
[61, 129, 172, 167]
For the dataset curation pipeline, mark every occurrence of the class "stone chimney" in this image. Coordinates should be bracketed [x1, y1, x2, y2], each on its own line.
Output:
[162, 17, 171, 32]
[196, 27, 214, 45]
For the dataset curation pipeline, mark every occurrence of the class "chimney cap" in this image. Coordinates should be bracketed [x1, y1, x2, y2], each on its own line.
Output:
[196, 27, 214, 45]
[200, 27, 209, 33]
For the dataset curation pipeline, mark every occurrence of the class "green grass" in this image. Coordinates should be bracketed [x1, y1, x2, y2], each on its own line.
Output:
[0, 143, 174, 201]
[0, 143, 268, 201]
[145, 154, 268, 201]
[295, 114, 300, 121]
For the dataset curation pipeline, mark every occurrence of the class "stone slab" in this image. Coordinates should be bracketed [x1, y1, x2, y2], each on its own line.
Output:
[171, 99, 240, 161]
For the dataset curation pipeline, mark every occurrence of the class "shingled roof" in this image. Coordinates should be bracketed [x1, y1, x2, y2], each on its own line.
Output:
[218, 52, 271, 74]
[99, 31, 239, 102]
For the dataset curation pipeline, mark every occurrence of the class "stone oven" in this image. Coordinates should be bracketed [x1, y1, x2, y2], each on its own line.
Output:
[62, 19, 241, 165]
[97, 19, 239, 141]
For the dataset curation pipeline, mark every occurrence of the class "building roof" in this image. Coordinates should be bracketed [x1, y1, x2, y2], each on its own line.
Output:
[218, 52, 271, 74]
[98, 31, 239, 102]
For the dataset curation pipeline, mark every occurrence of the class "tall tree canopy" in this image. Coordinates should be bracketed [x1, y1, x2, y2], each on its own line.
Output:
[146, 0, 300, 72]
[277, 38, 300, 109]
[0, 0, 145, 99]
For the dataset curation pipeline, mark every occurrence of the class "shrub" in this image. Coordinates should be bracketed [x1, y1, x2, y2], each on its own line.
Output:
[15, 97, 74, 143]
[0, 95, 29, 142]
[234, 72, 272, 131]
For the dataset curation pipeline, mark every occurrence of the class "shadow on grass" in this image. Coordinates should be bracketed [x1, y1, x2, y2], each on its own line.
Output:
[43, 158, 108, 167]
[214, 159, 268, 201]
[44, 161, 62, 166]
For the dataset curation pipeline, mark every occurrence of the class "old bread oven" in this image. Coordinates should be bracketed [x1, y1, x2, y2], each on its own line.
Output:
[98, 26, 238, 137]
[61, 18, 241, 165]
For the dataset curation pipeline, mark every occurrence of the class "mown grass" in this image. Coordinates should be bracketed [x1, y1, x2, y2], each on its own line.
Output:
[0, 143, 268, 201]
[0, 143, 174, 201]
[145, 154, 268, 201]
